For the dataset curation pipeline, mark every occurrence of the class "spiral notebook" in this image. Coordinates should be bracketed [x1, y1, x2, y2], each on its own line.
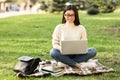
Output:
[41, 66, 63, 73]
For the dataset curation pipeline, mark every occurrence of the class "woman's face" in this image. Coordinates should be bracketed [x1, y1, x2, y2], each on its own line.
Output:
[64, 10, 75, 23]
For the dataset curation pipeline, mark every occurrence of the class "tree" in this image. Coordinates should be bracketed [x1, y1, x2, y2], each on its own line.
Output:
[90, 0, 117, 13]
[5, 0, 17, 2]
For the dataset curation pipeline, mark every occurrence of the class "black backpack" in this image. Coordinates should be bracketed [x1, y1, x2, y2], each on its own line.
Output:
[13, 56, 41, 75]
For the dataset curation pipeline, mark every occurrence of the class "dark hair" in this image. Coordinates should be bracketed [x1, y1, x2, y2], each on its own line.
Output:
[62, 5, 80, 26]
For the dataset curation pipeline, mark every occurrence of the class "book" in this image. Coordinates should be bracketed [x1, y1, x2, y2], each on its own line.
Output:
[41, 66, 63, 73]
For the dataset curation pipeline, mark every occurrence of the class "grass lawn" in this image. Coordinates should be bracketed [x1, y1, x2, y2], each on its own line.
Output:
[0, 11, 120, 80]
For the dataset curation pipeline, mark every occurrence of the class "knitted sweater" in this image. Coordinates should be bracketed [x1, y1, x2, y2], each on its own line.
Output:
[52, 23, 87, 50]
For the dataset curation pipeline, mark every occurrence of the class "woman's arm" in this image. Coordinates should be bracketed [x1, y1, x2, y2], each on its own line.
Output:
[80, 25, 88, 40]
[52, 24, 61, 51]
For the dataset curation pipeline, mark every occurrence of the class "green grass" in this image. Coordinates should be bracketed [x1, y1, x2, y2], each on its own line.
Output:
[0, 11, 120, 80]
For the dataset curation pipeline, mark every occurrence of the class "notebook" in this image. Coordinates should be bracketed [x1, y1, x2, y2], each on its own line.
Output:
[61, 40, 87, 55]
[41, 66, 63, 73]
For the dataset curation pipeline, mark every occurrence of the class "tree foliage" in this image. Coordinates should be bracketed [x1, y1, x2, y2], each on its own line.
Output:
[5, 0, 17, 2]
[89, 0, 117, 13]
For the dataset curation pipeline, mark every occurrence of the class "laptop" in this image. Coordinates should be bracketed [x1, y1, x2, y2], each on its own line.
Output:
[61, 40, 87, 55]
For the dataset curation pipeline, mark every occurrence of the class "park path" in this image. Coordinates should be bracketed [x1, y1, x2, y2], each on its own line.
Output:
[0, 10, 46, 18]
[0, 11, 37, 18]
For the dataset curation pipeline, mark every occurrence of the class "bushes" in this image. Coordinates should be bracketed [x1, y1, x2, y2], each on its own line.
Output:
[87, 6, 99, 15]
[87, 0, 118, 15]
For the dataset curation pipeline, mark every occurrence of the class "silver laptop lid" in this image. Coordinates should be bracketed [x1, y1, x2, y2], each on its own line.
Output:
[61, 40, 87, 55]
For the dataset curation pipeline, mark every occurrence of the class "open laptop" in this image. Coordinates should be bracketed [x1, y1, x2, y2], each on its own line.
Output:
[61, 40, 87, 55]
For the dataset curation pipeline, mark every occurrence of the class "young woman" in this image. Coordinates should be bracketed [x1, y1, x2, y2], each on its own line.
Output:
[50, 5, 97, 68]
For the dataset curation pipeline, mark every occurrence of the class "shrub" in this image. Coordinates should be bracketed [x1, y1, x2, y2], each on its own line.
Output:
[87, 6, 99, 15]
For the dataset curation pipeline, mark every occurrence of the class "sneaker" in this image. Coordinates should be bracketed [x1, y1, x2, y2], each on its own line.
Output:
[57, 62, 67, 68]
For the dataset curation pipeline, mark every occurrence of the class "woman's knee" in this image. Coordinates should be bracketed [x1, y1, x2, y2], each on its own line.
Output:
[50, 48, 60, 58]
[87, 47, 97, 57]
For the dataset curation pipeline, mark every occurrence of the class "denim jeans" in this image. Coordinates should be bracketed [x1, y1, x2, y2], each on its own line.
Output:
[50, 47, 97, 67]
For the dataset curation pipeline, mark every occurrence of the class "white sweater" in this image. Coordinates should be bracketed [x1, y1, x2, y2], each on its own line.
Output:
[52, 23, 87, 50]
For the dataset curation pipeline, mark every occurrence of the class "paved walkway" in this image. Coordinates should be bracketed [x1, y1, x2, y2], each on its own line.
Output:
[0, 11, 39, 18]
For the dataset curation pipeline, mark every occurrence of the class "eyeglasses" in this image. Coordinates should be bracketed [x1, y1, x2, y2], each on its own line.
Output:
[64, 14, 75, 18]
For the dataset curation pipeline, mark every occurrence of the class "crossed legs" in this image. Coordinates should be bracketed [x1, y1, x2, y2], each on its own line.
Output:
[50, 47, 97, 67]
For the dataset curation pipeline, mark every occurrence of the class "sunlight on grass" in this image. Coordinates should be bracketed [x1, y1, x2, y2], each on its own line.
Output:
[0, 11, 120, 80]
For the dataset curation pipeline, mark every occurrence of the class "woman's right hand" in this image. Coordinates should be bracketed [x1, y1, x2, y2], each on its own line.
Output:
[57, 46, 62, 53]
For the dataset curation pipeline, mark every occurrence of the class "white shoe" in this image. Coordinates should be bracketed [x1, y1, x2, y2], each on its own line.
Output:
[57, 62, 67, 68]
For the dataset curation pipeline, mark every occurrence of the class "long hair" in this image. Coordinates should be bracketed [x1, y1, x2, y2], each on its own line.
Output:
[62, 5, 80, 26]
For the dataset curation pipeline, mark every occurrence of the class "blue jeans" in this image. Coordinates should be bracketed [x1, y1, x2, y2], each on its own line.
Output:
[50, 47, 97, 67]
